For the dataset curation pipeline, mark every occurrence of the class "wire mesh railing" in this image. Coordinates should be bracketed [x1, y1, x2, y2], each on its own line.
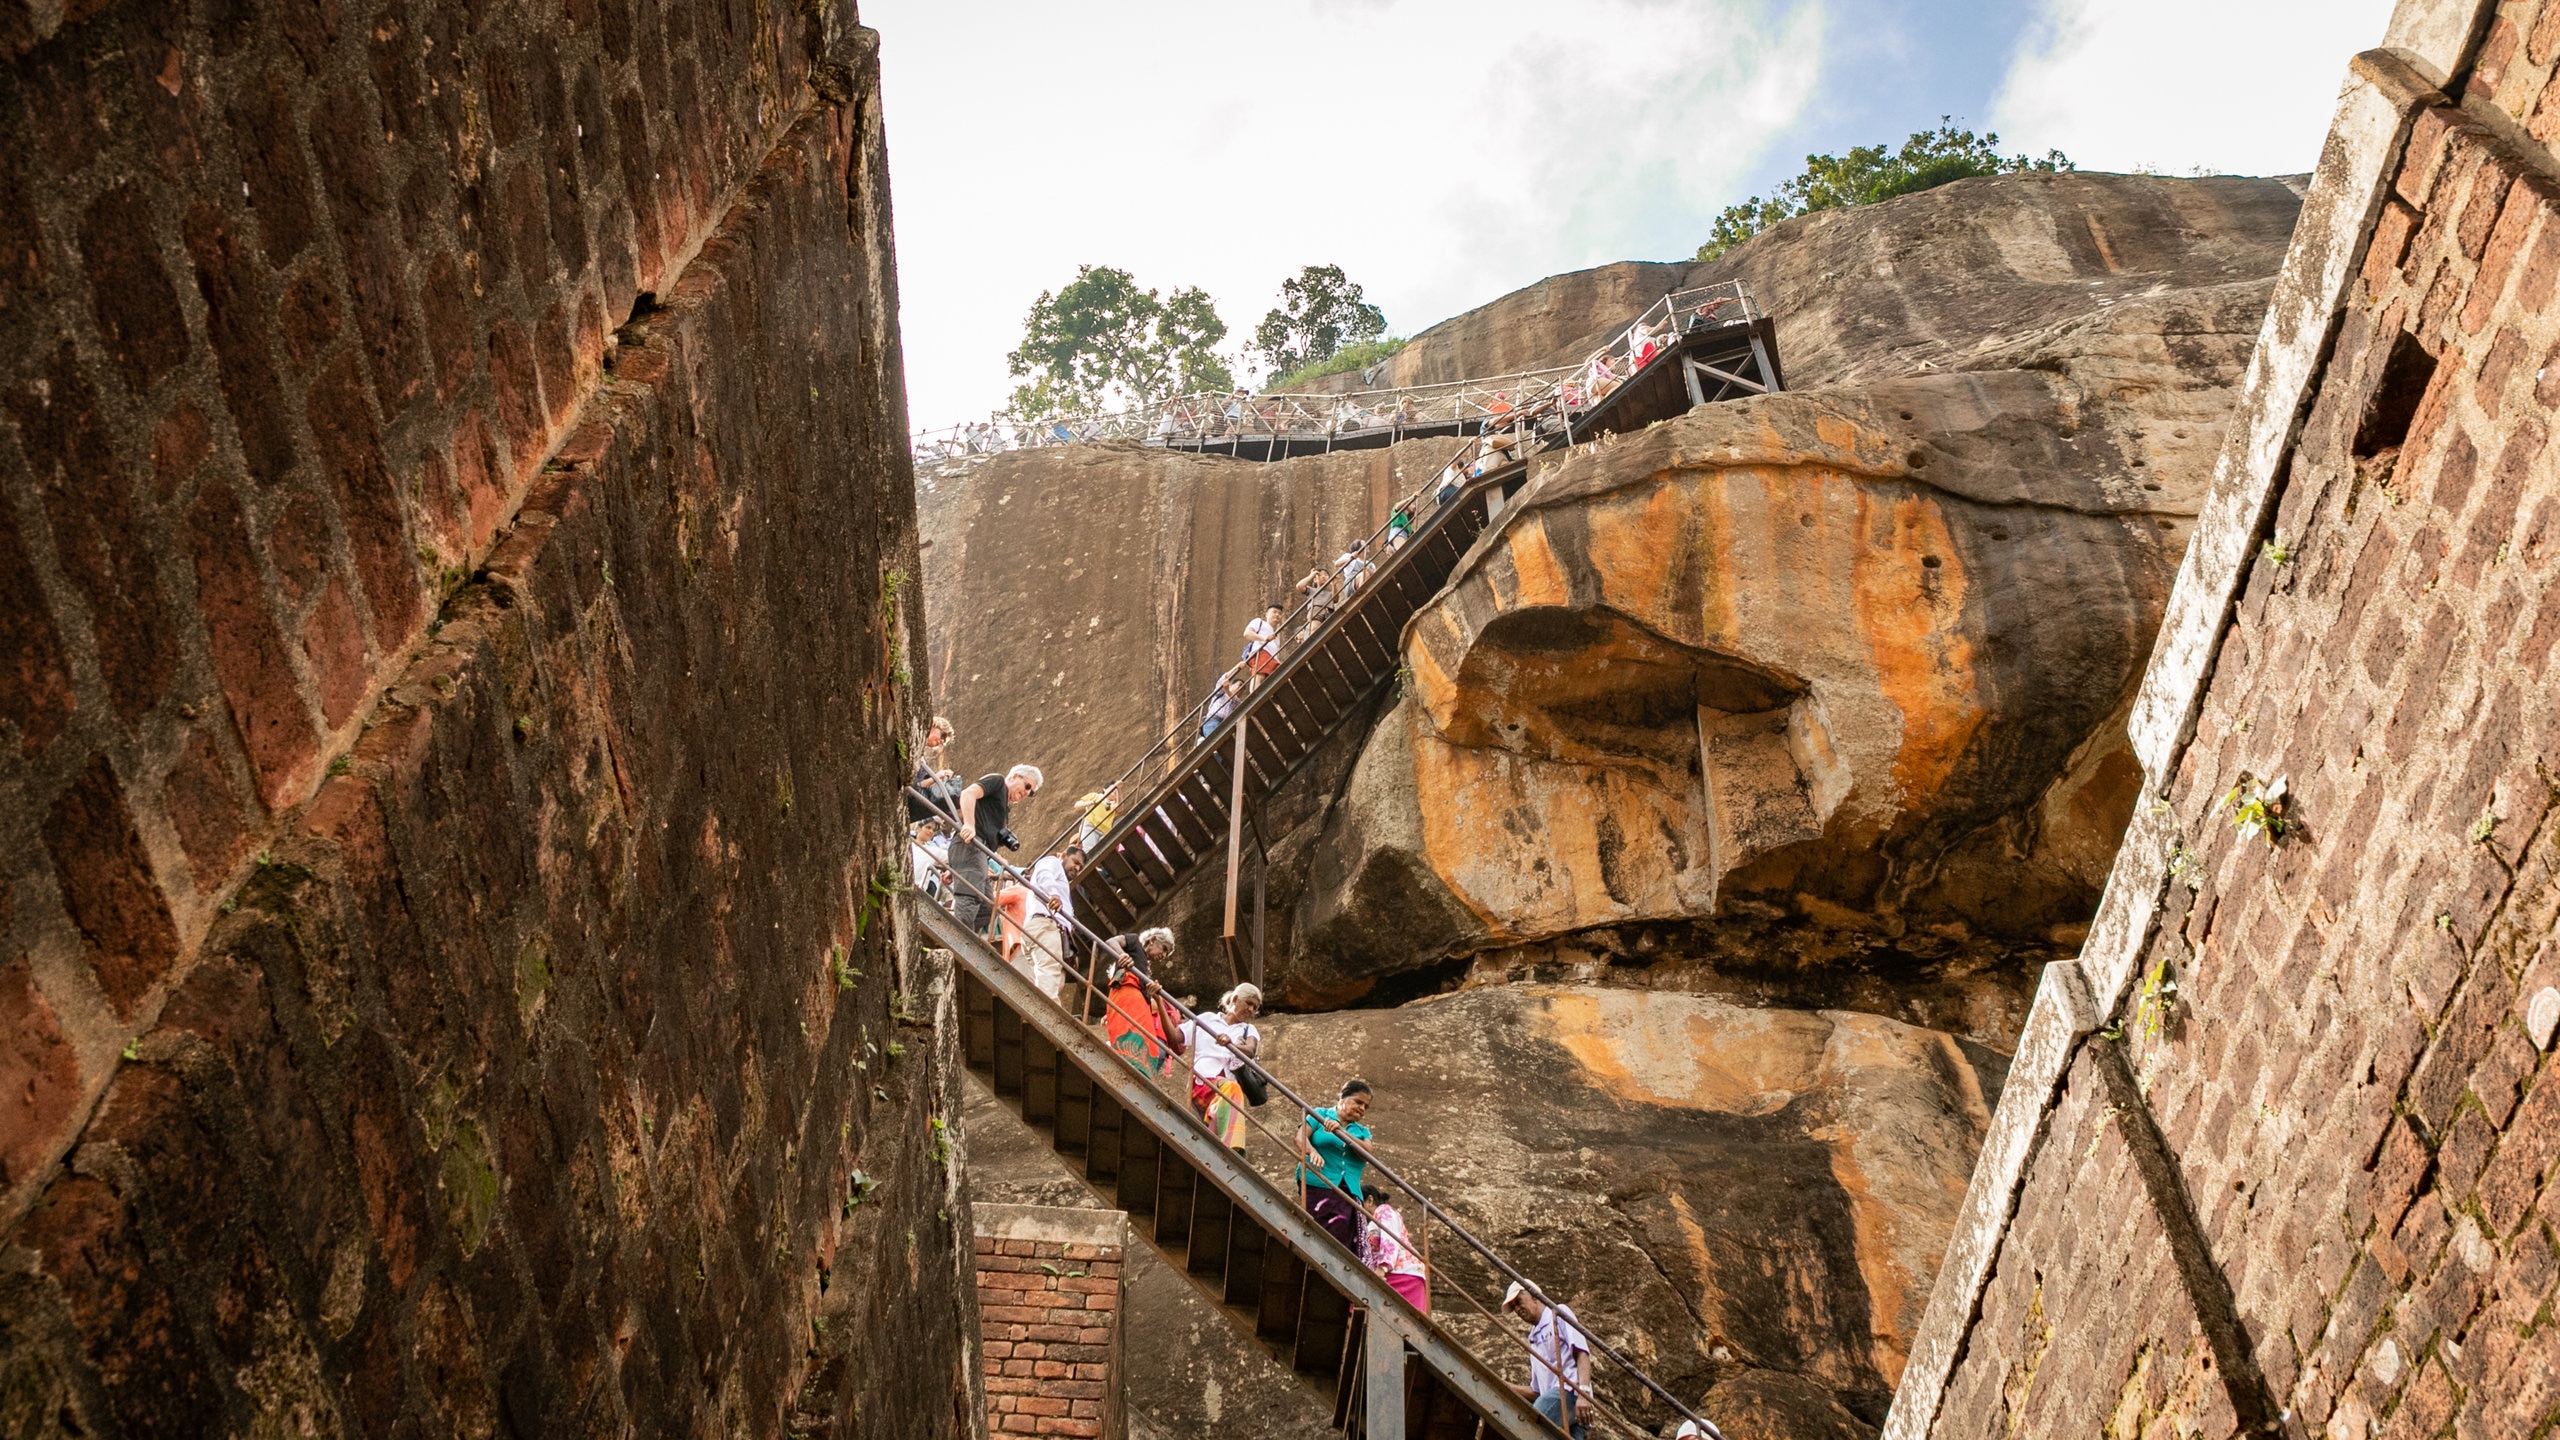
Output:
[909, 281, 1756, 463]
[910, 783, 1726, 1440]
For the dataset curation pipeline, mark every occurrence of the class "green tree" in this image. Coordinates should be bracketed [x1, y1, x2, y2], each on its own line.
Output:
[1696, 120, 2073, 261]
[1251, 264, 1387, 380]
[1007, 265, 1233, 417]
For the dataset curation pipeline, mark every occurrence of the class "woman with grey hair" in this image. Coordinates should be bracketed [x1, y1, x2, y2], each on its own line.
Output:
[1098, 927, 1180, 1076]
[1179, 983, 1262, 1151]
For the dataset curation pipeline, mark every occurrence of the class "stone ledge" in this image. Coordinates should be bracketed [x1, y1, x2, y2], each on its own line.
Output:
[975, 1205, 1131, 1252]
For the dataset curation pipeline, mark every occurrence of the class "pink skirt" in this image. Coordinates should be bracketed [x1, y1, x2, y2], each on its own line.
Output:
[1385, 1272, 1429, 1313]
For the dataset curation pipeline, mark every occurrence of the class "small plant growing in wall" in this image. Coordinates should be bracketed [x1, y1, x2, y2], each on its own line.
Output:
[830, 945, 861, 992]
[2225, 773, 2290, 847]
[2165, 843, 2203, 893]
[855, 859, 906, 939]
[2134, 957, 2179, 1042]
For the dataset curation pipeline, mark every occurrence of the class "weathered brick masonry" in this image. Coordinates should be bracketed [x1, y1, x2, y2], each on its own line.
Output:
[0, 1, 973, 1436]
[974, 1206, 1126, 1440]
[1893, 3, 2560, 1437]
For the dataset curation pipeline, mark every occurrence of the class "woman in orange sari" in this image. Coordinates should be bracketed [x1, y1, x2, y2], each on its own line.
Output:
[994, 880, 1032, 963]
[1097, 929, 1181, 1076]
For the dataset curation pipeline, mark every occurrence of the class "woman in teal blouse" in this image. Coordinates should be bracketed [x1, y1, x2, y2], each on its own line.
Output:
[1295, 1079, 1374, 1250]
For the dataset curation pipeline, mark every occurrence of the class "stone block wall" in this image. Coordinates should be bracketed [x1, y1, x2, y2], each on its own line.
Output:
[975, 1205, 1126, 1440]
[0, 1, 973, 1437]
[1891, 3, 2560, 1438]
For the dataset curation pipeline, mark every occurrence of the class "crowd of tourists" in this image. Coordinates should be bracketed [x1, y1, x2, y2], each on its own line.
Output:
[910, 289, 1749, 465]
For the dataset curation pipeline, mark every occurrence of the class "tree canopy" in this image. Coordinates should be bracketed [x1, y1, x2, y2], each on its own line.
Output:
[1251, 264, 1387, 380]
[1697, 121, 2074, 261]
[1006, 265, 1232, 418]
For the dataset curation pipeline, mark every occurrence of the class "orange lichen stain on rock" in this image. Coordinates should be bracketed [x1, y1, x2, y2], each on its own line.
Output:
[1819, 1133, 1911, 1388]
[1580, 482, 1690, 622]
[1404, 722, 1515, 934]
[1414, 733, 1709, 938]
[1406, 613, 1466, 736]
[1532, 989, 1827, 1113]
[1411, 734, 1587, 936]
[1846, 491, 1982, 812]
[1810, 412, 1868, 458]
[1505, 515, 1573, 610]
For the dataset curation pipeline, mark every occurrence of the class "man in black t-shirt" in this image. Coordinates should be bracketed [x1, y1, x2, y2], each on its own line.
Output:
[951, 764, 1043, 935]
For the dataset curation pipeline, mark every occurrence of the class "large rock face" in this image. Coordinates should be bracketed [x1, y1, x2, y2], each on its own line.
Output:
[1298, 294, 2252, 991]
[922, 179, 2303, 1005]
[1252, 985, 2009, 1430]
[1365, 173, 2303, 395]
[960, 984, 2006, 1435]
[918, 439, 1450, 862]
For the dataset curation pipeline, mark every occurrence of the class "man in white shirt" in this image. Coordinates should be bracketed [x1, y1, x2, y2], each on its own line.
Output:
[1503, 1282, 1592, 1439]
[1336, 539, 1374, 594]
[1019, 846, 1082, 1003]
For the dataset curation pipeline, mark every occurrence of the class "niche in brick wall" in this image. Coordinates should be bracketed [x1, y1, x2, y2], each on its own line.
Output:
[2355, 329, 2438, 459]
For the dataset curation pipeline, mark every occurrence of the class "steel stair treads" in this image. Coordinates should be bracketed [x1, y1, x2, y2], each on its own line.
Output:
[919, 899, 1552, 1440]
[1221, 1218, 1270, 1310]
[1091, 847, 1156, 915]
[1117, 1125, 1163, 1215]
[1056, 1060, 1094, 1155]
[1187, 1185, 1235, 1281]
[1087, 1094, 1126, 1185]
[1153, 1156, 1196, 1248]
[1023, 1028, 1060, 1125]
[1296, 645, 1365, 712]
[1242, 719, 1295, 787]
[1294, 1277, 1355, 1379]
[1277, 661, 1350, 724]
[992, 999, 1027, 1097]
[1130, 812, 1202, 872]
[1120, 824, 1184, 889]
[1153, 790, 1219, 856]
[1256, 1246, 1311, 1343]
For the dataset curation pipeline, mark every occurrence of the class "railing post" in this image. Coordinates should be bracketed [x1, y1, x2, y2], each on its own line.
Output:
[1366, 1314, 1408, 1438]
[1222, 717, 1249, 978]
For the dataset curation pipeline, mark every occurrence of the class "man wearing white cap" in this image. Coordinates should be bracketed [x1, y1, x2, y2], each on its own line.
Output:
[1674, 1417, 1727, 1440]
[1502, 1281, 1592, 1439]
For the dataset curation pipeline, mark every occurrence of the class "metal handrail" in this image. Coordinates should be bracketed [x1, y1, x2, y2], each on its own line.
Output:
[910, 281, 1755, 460]
[912, 784, 1724, 1438]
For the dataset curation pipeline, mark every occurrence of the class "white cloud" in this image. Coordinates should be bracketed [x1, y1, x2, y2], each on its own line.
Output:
[870, 0, 1822, 430]
[1991, 0, 2398, 177]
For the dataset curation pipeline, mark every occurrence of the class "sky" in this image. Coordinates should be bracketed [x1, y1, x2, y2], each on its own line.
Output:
[872, 0, 2396, 431]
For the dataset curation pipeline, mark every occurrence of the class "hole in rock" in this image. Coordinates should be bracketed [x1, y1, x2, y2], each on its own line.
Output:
[626, 290, 659, 324]
[1921, 555, 1942, 569]
[2355, 329, 2437, 458]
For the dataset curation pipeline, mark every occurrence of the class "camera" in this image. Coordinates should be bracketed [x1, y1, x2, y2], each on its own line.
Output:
[995, 828, 1021, 853]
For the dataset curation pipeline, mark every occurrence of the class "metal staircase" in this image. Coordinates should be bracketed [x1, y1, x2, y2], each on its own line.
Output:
[1066, 313, 1783, 939]
[921, 898, 1550, 1439]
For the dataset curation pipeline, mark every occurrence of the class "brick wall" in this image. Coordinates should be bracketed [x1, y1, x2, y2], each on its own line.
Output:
[1894, 4, 2560, 1438]
[976, 1205, 1127, 1440]
[0, 2, 973, 1436]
